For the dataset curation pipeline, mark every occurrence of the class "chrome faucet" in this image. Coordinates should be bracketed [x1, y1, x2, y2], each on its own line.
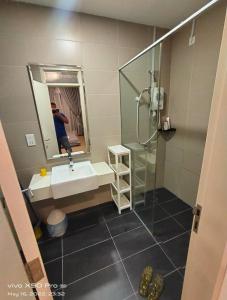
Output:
[67, 150, 74, 168]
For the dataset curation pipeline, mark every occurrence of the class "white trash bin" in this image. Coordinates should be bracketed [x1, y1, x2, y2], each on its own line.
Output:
[47, 209, 68, 237]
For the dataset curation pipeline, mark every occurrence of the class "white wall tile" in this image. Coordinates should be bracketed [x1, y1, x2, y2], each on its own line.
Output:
[90, 135, 121, 162]
[164, 5, 225, 207]
[118, 47, 141, 67]
[10, 145, 46, 170]
[81, 14, 118, 45]
[89, 116, 121, 138]
[2, 121, 43, 149]
[82, 43, 118, 70]
[179, 169, 200, 206]
[118, 21, 151, 48]
[84, 70, 119, 94]
[0, 95, 38, 123]
[86, 94, 120, 117]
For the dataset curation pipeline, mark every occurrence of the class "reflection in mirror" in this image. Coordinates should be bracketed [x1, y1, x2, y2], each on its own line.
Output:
[28, 65, 90, 160]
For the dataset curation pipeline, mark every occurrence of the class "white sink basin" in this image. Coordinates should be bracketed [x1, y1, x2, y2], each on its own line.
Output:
[51, 161, 99, 199]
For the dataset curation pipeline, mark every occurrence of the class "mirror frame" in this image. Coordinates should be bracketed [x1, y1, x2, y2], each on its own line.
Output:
[27, 63, 90, 160]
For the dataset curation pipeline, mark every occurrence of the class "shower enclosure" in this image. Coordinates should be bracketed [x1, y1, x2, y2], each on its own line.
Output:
[119, 0, 222, 214]
[119, 1, 224, 297]
[120, 43, 162, 208]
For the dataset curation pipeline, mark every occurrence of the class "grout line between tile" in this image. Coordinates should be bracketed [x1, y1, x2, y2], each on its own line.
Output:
[112, 225, 144, 238]
[65, 260, 121, 288]
[136, 203, 191, 226]
[61, 237, 64, 300]
[61, 237, 64, 285]
[104, 220, 139, 300]
[161, 230, 190, 245]
[134, 210, 184, 279]
[122, 292, 137, 300]
[104, 209, 133, 222]
[157, 203, 191, 230]
[154, 196, 180, 205]
[171, 214, 190, 230]
[44, 220, 145, 265]
[61, 228, 159, 290]
[122, 243, 157, 261]
[62, 237, 112, 258]
[63, 236, 169, 291]
[44, 238, 111, 265]
[163, 267, 182, 278]
[44, 256, 62, 265]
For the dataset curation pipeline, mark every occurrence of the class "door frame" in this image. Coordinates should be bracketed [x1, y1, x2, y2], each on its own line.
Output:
[182, 5, 227, 300]
[0, 121, 53, 300]
[212, 243, 227, 300]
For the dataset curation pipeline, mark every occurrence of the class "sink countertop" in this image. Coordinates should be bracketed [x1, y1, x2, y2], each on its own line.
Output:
[29, 162, 114, 203]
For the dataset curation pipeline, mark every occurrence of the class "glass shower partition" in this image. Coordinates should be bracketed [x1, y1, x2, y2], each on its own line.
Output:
[119, 44, 162, 209]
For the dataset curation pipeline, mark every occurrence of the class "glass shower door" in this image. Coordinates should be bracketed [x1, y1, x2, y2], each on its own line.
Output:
[120, 44, 162, 208]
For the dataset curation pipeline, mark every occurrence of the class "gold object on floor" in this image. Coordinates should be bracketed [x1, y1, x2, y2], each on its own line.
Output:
[139, 266, 153, 297]
[147, 274, 164, 300]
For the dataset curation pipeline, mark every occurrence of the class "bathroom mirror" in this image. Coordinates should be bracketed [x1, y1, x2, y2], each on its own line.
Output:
[28, 64, 90, 160]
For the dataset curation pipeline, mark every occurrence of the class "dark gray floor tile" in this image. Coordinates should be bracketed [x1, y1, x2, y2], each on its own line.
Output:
[134, 192, 155, 211]
[154, 188, 177, 203]
[162, 233, 190, 268]
[160, 198, 190, 216]
[179, 267, 186, 276]
[107, 212, 142, 236]
[39, 238, 62, 263]
[45, 258, 62, 291]
[149, 218, 185, 243]
[64, 262, 133, 300]
[127, 294, 139, 300]
[114, 227, 155, 259]
[137, 205, 169, 225]
[63, 223, 110, 255]
[53, 290, 64, 300]
[174, 209, 193, 231]
[63, 239, 119, 284]
[123, 245, 174, 291]
[102, 202, 131, 221]
[66, 209, 104, 235]
[160, 271, 183, 300]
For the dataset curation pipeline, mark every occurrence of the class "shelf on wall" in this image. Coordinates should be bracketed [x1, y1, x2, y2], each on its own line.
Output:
[158, 128, 176, 133]
[158, 128, 176, 141]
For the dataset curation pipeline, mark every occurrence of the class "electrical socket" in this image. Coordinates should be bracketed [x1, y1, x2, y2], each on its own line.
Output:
[25, 134, 36, 147]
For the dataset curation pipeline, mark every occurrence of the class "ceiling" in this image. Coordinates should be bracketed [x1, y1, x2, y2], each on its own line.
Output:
[15, 0, 211, 28]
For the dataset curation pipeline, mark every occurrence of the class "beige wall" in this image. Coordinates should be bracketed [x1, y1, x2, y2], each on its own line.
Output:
[0, 1, 156, 214]
[163, 2, 225, 206]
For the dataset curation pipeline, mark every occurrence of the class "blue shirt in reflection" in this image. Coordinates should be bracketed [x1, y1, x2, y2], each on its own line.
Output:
[53, 113, 67, 139]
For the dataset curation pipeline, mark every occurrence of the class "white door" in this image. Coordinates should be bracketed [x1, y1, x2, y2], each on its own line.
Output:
[0, 122, 53, 299]
[33, 80, 59, 159]
[182, 7, 227, 300]
[0, 200, 36, 300]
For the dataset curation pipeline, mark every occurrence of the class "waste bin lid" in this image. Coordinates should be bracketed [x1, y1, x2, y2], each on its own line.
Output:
[47, 209, 65, 225]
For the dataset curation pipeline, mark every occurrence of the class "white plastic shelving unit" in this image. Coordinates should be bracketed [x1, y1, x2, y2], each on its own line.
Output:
[108, 145, 132, 214]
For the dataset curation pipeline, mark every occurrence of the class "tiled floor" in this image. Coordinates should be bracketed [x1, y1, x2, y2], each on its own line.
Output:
[38, 188, 193, 300]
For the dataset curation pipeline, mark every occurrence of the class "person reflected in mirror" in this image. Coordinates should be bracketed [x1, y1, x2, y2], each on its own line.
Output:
[51, 102, 72, 154]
